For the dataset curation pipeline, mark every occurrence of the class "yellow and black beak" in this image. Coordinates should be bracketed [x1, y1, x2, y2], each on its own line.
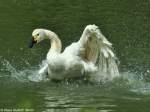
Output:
[29, 37, 37, 48]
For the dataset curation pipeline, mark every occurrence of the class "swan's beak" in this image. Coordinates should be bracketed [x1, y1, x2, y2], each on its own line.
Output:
[29, 37, 37, 48]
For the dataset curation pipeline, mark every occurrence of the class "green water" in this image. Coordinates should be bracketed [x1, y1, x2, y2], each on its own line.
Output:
[0, 0, 150, 112]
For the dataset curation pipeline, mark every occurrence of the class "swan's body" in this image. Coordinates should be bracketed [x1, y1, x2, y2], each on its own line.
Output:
[30, 25, 119, 82]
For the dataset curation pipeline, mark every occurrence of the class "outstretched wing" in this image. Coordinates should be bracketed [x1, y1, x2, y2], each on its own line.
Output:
[78, 25, 119, 78]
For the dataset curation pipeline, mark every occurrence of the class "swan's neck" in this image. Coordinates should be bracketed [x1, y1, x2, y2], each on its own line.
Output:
[45, 30, 62, 53]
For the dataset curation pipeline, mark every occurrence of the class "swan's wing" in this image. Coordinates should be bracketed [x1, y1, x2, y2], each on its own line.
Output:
[78, 25, 119, 78]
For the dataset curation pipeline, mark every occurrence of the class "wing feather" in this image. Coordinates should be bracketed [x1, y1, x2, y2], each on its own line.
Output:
[79, 25, 119, 79]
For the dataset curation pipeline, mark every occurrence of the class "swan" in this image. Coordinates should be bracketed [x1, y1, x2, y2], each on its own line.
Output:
[29, 25, 119, 82]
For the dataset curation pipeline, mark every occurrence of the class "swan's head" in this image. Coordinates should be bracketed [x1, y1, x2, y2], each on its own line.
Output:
[29, 29, 47, 48]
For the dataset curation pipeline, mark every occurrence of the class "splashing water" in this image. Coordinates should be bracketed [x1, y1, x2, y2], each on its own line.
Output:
[0, 57, 150, 95]
[0, 58, 48, 83]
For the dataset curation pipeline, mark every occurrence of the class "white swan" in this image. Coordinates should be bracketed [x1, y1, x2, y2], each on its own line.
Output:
[29, 25, 119, 82]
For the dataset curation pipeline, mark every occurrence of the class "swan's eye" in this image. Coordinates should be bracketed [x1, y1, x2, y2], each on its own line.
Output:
[37, 34, 39, 36]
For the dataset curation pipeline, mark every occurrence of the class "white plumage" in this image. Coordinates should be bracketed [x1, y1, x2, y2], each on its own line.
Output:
[30, 25, 119, 82]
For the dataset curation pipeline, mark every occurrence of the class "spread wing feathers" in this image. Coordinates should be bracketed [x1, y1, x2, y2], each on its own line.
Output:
[79, 25, 119, 77]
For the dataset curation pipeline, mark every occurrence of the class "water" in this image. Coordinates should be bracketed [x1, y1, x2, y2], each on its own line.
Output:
[0, 0, 150, 112]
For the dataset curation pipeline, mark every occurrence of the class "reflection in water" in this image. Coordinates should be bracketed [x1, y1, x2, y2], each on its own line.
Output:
[37, 78, 150, 112]
[42, 89, 116, 112]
